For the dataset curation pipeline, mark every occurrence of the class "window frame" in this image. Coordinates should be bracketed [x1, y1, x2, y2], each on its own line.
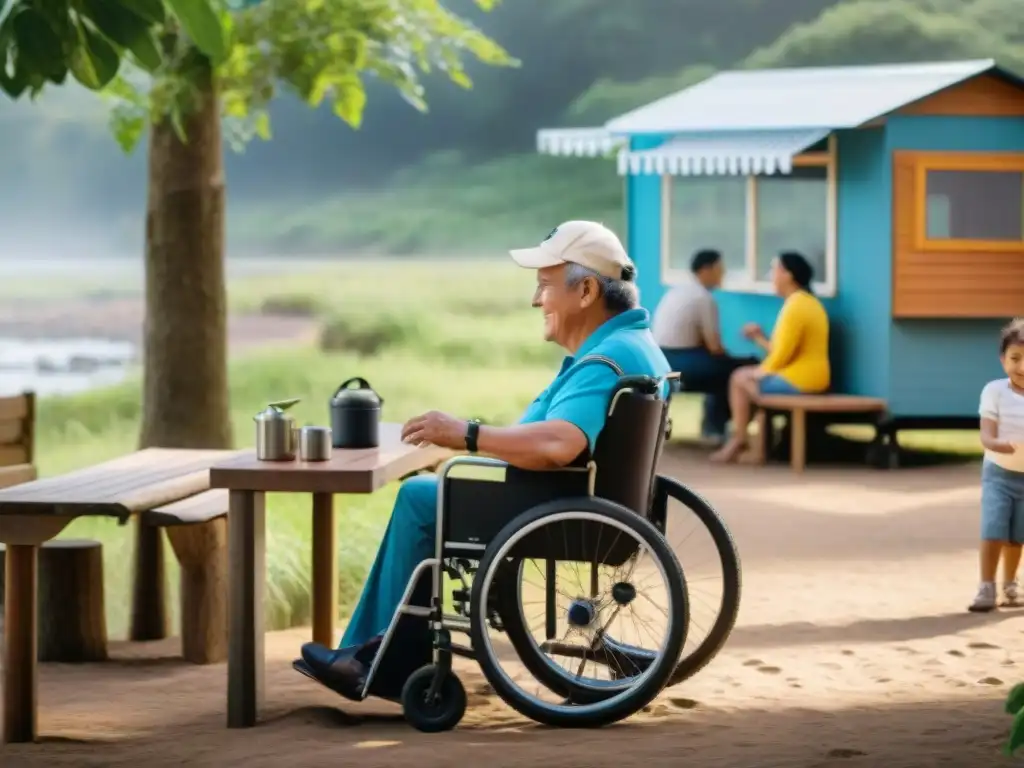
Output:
[912, 151, 1024, 253]
[659, 134, 837, 297]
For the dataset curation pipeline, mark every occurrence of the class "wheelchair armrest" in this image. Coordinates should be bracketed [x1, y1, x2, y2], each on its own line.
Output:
[437, 455, 593, 552]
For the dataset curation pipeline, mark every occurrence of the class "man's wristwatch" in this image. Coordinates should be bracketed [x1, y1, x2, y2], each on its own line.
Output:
[465, 419, 481, 453]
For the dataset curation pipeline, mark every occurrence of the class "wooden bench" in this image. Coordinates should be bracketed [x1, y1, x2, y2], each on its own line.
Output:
[752, 394, 888, 472]
[0, 392, 35, 489]
[141, 489, 229, 664]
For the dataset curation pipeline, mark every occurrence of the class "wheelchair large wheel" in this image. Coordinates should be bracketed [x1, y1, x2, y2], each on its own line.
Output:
[653, 476, 741, 686]
[470, 497, 688, 728]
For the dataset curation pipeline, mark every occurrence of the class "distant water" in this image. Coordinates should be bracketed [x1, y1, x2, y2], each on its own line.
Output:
[0, 338, 136, 397]
[0, 256, 339, 397]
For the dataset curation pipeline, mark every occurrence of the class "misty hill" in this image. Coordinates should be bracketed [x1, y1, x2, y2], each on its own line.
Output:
[2, 0, 1022, 258]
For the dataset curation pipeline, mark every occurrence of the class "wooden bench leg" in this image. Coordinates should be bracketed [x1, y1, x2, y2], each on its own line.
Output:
[790, 408, 807, 473]
[166, 519, 228, 664]
[228, 490, 265, 728]
[750, 410, 768, 464]
[311, 493, 336, 648]
[3, 544, 38, 743]
[130, 520, 168, 641]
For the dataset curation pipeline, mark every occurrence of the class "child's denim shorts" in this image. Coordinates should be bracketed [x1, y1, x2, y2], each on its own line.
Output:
[981, 460, 1024, 543]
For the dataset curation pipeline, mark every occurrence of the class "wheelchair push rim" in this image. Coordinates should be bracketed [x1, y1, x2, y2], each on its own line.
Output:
[470, 498, 689, 728]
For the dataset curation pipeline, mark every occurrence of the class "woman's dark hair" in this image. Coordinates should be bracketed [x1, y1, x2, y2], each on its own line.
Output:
[778, 251, 814, 291]
[1000, 317, 1024, 354]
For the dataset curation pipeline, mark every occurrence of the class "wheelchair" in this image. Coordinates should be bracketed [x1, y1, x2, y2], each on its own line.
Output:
[312, 373, 741, 732]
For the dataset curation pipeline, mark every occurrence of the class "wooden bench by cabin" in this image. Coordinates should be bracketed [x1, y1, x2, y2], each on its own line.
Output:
[141, 489, 229, 664]
[752, 394, 888, 473]
[0, 392, 36, 489]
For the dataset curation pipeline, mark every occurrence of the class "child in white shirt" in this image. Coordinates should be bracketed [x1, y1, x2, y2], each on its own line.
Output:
[970, 318, 1024, 612]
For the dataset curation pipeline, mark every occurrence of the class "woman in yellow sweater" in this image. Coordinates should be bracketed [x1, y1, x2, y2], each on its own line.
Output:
[710, 251, 830, 463]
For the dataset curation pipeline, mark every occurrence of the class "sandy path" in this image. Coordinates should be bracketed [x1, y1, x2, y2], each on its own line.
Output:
[2, 454, 1022, 768]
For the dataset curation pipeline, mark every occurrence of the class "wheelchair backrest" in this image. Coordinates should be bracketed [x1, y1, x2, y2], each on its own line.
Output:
[591, 374, 669, 519]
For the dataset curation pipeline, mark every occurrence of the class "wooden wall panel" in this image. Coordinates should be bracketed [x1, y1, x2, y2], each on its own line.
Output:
[898, 75, 1024, 117]
[892, 151, 1024, 318]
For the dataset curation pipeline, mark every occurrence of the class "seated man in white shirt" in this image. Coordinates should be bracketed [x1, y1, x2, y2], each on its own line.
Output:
[651, 249, 757, 443]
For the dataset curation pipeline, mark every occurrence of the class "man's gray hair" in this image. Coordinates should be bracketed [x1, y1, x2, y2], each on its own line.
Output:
[564, 262, 639, 314]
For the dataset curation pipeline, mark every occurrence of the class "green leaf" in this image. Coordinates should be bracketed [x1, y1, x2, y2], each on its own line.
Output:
[11, 7, 66, 82]
[1007, 683, 1024, 716]
[69, 18, 121, 90]
[79, 0, 162, 71]
[120, 0, 166, 25]
[166, 0, 226, 63]
[1005, 706, 1024, 756]
[253, 111, 270, 140]
[330, 73, 366, 127]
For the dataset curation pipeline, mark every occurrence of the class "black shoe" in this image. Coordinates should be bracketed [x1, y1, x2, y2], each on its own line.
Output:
[297, 636, 383, 702]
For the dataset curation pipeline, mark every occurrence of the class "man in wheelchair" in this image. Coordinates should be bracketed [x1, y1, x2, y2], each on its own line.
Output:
[298, 220, 672, 705]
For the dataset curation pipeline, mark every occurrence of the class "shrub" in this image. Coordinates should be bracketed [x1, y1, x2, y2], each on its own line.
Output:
[258, 293, 327, 318]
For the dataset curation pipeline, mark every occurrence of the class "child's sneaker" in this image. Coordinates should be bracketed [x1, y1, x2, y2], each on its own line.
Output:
[1003, 580, 1020, 607]
[969, 582, 997, 612]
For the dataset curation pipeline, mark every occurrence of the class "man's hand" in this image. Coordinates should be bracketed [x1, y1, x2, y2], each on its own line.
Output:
[989, 441, 1018, 455]
[401, 411, 468, 450]
[741, 322, 764, 340]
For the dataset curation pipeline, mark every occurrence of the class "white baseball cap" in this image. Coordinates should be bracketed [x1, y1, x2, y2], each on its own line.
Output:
[509, 220, 636, 281]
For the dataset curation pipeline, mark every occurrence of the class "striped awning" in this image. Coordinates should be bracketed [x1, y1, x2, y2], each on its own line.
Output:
[537, 128, 625, 157]
[616, 129, 831, 176]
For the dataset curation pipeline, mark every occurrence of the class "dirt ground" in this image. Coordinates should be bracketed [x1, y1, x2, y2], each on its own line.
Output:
[2, 451, 1022, 768]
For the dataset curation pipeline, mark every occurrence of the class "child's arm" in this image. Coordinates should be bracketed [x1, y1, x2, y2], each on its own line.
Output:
[981, 418, 1015, 454]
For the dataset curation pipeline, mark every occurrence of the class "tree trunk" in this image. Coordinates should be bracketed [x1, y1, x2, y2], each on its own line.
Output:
[134, 57, 231, 641]
[0, 540, 108, 662]
[139, 57, 232, 451]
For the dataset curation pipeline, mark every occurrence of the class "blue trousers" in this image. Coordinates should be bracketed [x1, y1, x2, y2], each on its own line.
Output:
[339, 474, 439, 649]
[661, 348, 760, 437]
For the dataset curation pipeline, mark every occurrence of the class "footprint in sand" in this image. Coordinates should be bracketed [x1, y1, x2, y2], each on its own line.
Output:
[840, 649, 855, 656]
[946, 649, 966, 657]
[742, 659, 765, 667]
[874, 677, 892, 684]
[827, 748, 868, 759]
[819, 662, 843, 671]
[895, 645, 921, 655]
[968, 641, 1000, 650]
[978, 676, 1004, 686]
[757, 665, 782, 675]
[669, 697, 698, 710]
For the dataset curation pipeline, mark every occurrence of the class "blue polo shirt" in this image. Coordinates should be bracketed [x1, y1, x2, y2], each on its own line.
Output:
[518, 308, 671, 450]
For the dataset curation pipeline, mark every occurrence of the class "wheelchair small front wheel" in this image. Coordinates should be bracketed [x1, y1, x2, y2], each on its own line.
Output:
[401, 665, 467, 733]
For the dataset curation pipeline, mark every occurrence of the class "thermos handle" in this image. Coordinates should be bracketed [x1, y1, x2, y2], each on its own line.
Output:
[333, 377, 384, 404]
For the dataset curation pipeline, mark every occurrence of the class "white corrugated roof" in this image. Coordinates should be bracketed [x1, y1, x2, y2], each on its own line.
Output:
[605, 59, 1010, 134]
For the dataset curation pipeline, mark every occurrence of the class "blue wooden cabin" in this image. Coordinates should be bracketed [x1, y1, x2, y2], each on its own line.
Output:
[537, 59, 1024, 426]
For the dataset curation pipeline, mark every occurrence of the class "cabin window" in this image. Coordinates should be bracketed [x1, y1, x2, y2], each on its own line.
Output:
[753, 166, 829, 283]
[914, 153, 1024, 252]
[892, 150, 1024, 319]
[666, 176, 747, 275]
[661, 137, 836, 296]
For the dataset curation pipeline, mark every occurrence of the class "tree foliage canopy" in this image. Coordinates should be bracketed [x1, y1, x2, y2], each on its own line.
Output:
[0, 0, 227, 96]
[1, 0, 513, 153]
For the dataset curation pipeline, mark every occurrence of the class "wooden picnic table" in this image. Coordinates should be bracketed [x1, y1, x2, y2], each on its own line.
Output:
[0, 447, 241, 744]
[209, 422, 450, 729]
